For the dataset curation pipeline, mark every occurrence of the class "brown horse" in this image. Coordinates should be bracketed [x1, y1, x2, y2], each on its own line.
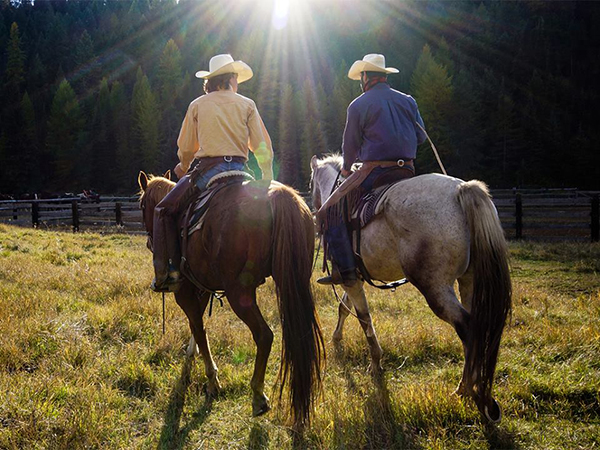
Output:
[138, 171, 324, 429]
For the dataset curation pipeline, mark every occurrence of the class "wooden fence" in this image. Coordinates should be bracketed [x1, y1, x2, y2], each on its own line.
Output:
[0, 196, 142, 232]
[1, 189, 599, 242]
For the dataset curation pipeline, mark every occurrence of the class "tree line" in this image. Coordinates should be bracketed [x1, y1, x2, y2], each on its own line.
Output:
[1, 0, 598, 196]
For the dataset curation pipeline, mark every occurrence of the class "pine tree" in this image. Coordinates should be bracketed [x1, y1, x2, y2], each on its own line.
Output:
[410, 44, 454, 174]
[157, 39, 184, 170]
[277, 83, 298, 187]
[89, 78, 114, 192]
[0, 22, 26, 192]
[158, 39, 183, 107]
[46, 79, 86, 190]
[131, 67, 161, 173]
[4, 22, 25, 98]
[297, 79, 328, 188]
[110, 81, 133, 191]
[20, 92, 41, 193]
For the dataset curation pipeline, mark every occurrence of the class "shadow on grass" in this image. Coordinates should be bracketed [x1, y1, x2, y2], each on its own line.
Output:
[157, 357, 213, 450]
[332, 357, 419, 449]
[248, 422, 270, 449]
[483, 423, 521, 449]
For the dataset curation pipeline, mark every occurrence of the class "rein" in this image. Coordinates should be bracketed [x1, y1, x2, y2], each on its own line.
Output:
[315, 169, 370, 325]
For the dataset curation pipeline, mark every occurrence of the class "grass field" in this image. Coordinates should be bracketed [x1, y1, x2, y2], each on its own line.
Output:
[0, 224, 599, 449]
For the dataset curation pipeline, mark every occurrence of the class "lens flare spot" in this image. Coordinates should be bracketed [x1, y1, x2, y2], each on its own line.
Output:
[272, 0, 289, 30]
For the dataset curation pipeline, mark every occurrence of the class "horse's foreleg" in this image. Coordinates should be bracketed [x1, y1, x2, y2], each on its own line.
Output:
[226, 288, 273, 417]
[332, 292, 351, 347]
[175, 285, 221, 398]
[345, 282, 383, 376]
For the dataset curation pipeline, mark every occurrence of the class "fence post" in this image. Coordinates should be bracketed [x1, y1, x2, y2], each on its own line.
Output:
[72, 200, 79, 232]
[515, 193, 523, 240]
[31, 202, 39, 227]
[592, 194, 599, 242]
[115, 202, 123, 226]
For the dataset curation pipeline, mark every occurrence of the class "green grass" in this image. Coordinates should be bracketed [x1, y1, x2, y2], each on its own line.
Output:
[0, 224, 599, 449]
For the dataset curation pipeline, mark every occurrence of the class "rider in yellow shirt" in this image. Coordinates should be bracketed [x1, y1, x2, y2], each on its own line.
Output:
[152, 54, 273, 292]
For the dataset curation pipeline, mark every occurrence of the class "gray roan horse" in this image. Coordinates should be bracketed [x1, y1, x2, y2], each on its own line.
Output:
[310, 155, 512, 423]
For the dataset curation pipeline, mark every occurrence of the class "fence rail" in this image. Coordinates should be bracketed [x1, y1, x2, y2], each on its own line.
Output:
[1, 190, 599, 242]
[0, 196, 141, 232]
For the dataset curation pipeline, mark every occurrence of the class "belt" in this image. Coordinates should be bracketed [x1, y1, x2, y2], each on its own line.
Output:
[362, 159, 414, 169]
[196, 156, 247, 165]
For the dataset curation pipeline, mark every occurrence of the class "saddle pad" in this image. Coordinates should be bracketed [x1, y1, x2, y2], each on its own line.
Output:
[352, 183, 397, 229]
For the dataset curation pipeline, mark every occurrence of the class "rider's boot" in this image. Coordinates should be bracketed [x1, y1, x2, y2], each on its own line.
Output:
[151, 176, 199, 293]
[317, 223, 357, 287]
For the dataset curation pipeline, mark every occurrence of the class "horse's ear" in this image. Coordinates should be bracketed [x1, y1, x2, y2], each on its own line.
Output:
[164, 170, 171, 180]
[138, 171, 149, 191]
[310, 155, 319, 170]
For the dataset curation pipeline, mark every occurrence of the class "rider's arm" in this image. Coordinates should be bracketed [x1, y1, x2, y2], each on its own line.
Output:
[176, 103, 200, 173]
[413, 98, 427, 145]
[341, 102, 361, 172]
[248, 104, 274, 181]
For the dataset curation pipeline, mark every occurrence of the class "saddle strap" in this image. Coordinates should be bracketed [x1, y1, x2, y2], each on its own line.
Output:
[351, 217, 409, 290]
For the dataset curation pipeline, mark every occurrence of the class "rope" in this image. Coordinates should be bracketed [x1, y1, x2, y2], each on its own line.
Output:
[162, 292, 166, 335]
[416, 122, 447, 176]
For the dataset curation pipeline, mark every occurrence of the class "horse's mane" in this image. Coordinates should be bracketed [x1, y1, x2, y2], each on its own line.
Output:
[316, 153, 343, 171]
[139, 175, 176, 204]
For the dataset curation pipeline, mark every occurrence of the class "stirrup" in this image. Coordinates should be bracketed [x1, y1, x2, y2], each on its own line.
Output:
[151, 278, 181, 293]
[317, 275, 339, 286]
[151, 269, 181, 293]
[317, 270, 357, 287]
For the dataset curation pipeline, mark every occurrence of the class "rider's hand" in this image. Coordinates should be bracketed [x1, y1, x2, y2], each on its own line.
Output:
[174, 163, 186, 180]
[341, 168, 352, 178]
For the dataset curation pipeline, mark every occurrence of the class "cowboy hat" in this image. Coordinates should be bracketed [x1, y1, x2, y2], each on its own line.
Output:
[347, 54, 399, 80]
[195, 54, 253, 83]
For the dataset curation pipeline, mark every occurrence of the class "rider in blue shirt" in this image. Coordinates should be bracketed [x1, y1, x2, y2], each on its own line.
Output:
[317, 54, 427, 286]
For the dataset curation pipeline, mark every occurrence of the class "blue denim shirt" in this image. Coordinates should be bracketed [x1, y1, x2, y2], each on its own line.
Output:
[342, 83, 426, 171]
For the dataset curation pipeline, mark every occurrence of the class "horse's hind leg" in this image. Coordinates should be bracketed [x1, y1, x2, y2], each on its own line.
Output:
[226, 287, 273, 417]
[344, 282, 383, 376]
[175, 282, 221, 398]
[416, 283, 473, 395]
[332, 292, 351, 347]
[456, 270, 474, 397]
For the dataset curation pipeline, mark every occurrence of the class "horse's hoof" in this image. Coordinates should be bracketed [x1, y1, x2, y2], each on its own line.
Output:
[252, 395, 271, 417]
[332, 336, 344, 354]
[484, 398, 502, 423]
[202, 382, 220, 399]
[252, 401, 271, 417]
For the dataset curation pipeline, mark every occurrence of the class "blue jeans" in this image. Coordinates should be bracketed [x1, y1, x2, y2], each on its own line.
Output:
[194, 161, 245, 190]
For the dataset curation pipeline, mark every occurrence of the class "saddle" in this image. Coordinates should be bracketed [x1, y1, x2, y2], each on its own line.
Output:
[184, 170, 254, 236]
[177, 170, 255, 295]
[350, 166, 413, 229]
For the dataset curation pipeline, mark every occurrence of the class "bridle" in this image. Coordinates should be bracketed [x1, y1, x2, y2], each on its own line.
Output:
[140, 196, 154, 252]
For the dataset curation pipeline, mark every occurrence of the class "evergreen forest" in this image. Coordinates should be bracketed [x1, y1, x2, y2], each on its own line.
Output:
[1, 0, 599, 196]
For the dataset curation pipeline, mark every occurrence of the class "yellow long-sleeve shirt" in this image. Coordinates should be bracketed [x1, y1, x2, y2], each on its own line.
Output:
[176, 90, 273, 180]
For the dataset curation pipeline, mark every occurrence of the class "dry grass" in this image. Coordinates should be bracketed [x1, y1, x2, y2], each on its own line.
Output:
[0, 224, 598, 449]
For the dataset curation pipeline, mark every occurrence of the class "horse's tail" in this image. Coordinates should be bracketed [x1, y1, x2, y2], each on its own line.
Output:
[457, 180, 512, 412]
[269, 183, 325, 428]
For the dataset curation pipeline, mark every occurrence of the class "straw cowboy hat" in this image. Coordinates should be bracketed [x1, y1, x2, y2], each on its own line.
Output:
[195, 54, 253, 83]
[347, 53, 399, 80]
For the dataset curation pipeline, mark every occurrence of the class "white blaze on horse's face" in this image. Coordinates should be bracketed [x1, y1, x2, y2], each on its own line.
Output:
[310, 169, 322, 211]
[310, 157, 340, 211]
